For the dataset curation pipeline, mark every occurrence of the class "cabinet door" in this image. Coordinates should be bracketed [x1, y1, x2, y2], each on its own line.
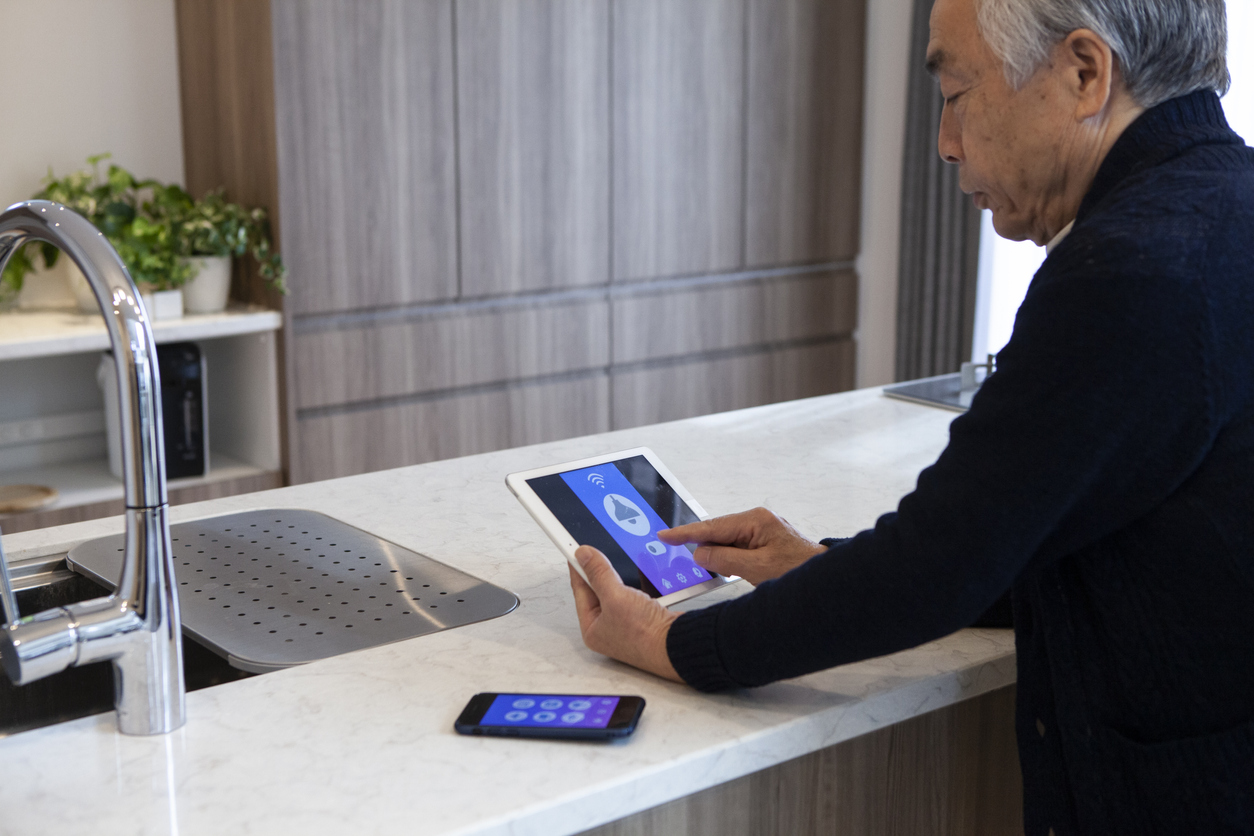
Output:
[296, 375, 610, 482]
[745, 0, 865, 267]
[611, 270, 857, 365]
[457, 0, 610, 295]
[611, 341, 854, 429]
[612, 0, 746, 282]
[272, 0, 458, 314]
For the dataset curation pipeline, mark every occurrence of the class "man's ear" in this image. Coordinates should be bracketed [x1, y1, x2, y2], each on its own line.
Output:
[1058, 28, 1116, 120]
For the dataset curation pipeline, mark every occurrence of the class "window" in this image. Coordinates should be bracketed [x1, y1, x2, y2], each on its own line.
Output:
[971, 2, 1253, 361]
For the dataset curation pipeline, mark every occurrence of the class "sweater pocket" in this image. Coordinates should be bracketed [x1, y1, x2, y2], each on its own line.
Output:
[1092, 718, 1254, 835]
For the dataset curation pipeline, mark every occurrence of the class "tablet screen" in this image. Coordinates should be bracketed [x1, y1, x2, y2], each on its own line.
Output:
[526, 455, 716, 596]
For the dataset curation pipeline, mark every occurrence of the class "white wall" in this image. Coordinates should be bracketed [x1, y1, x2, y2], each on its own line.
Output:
[0, 0, 183, 213]
[1223, 0, 1254, 141]
[855, 0, 914, 388]
[972, 0, 1254, 363]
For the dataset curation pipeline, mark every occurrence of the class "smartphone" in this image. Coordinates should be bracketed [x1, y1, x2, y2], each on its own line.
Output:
[454, 692, 645, 741]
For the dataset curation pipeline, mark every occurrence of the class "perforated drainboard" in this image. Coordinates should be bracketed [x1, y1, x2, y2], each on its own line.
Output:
[66, 509, 519, 673]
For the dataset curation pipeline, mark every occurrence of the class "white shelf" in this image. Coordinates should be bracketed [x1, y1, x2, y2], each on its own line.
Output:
[0, 453, 271, 520]
[0, 305, 283, 361]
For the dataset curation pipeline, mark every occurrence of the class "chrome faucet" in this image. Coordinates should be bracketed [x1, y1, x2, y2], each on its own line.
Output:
[0, 200, 185, 735]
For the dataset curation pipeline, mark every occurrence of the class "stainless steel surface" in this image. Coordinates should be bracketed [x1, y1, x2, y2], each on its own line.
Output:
[69, 509, 520, 673]
[882, 372, 974, 413]
[0, 535, 18, 627]
[0, 572, 250, 739]
[0, 200, 185, 735]
[0, 549, 75, 594]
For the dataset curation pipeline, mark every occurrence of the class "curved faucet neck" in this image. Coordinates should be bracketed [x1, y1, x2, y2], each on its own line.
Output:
[0, 200, 184, 735]
[0, 200, 167, 508]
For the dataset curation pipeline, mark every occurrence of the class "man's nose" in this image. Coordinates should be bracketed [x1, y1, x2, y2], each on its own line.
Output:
[937, 106, 963, 164]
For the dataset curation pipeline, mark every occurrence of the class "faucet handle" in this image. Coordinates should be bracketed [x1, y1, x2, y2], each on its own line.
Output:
[0, 527, 18, 628]
[0, 528, 79, 685]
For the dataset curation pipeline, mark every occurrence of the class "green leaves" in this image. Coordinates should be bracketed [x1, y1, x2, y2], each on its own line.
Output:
[141, 181, 287, 293]
[1, 153, 287, 297]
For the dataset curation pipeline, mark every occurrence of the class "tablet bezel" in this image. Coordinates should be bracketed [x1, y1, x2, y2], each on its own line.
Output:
[506, 446, 738, 607]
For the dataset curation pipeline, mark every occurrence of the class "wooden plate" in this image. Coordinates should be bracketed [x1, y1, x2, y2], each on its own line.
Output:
[0, 484, 59, 514]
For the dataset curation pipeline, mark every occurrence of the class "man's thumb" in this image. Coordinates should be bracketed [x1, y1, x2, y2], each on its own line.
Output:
[575, 546, 618, 589]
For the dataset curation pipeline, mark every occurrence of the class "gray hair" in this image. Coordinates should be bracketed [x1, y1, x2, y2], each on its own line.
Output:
[974, 0, 1230, 107]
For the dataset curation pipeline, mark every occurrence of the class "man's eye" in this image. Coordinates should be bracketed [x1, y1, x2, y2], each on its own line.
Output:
[945, 92, 963, 105]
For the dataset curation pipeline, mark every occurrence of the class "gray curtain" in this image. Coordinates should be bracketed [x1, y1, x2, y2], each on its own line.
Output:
[895, 0, 982, 382]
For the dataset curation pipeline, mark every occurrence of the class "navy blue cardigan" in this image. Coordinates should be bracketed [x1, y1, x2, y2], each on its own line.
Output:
[667, 91, 1254, 835]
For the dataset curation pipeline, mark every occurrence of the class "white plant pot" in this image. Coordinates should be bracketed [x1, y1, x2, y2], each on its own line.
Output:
[16, 254, 84, 311]
[141, 288, 184, 321]
[63, 259, 101, 313]
[182, 256, 232, 314]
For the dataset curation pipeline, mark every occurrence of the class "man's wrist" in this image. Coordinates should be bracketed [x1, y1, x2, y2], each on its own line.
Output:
[649, 611, 683, 682]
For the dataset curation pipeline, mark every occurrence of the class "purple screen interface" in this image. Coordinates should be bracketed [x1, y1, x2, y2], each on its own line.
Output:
[480, 694, 622, 729]
[559, 464, 711, 594]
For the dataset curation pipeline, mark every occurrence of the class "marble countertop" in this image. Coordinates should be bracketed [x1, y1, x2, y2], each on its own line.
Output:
[0, 387, 1015, 836]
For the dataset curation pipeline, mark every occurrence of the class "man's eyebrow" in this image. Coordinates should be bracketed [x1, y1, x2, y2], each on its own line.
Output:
[925, 48, 947, 77]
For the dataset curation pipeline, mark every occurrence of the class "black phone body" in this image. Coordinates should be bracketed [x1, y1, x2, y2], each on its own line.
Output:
[454, 692, 645, 740]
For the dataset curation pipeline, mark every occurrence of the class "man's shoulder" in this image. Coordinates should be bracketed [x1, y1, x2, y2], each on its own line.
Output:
[1084, 142, 1254, 237]
[1053, 154, 1254, 283]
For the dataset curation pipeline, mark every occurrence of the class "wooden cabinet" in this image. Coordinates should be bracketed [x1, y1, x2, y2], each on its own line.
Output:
[457, 0, 611, 295]
[745, 0, 865, 266]
[612, 0, 746, 281]
[174, 0, 866, 484]
[272, 0, 459, 313]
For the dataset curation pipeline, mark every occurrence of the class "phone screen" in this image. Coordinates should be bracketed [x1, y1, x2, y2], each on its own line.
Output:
[455, 692, 645, 739]
[526, 455, 714, 596]
[479, 693, 621, 729]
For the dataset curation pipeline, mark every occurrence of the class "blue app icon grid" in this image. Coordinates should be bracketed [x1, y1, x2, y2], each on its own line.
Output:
[481, 694, 621, 729]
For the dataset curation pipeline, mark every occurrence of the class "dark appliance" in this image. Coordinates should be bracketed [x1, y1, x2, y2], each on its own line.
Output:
[156, 342, 208, 479]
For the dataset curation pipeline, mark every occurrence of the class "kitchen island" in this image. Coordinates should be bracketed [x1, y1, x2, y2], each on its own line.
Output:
[0, 387, 1019, 835]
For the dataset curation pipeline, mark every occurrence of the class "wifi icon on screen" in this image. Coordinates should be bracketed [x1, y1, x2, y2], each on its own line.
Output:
[587, 473, 606, 488]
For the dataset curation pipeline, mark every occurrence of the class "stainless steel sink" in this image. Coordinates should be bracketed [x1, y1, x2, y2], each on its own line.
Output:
[2, 509, 519, 737]
[69, 509, 520, 673]
[0, 559, 249, 738]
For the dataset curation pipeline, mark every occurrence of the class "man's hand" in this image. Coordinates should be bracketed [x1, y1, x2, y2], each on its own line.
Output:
[568, 546, 683, 682]
[659, 507, 827, 586]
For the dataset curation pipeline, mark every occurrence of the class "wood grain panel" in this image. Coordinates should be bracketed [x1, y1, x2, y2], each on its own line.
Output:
[175, 0, 293, 481]
[578, 685, 1023, 836]
[744, 0, 866, 267]
[175, 0, 282, 309]
[294, 375, 608, 481]
[611, 339, 854, 429]
[612, 270, 857, 364]
[456, 0, 610, 295]
[271, 0, 458, 314]
[292, 300, 609, 409]
[612, 0, 745, 281]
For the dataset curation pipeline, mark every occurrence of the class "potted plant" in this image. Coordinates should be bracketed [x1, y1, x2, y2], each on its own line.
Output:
[1, 154, 193, 316]
[1, 154, 285, 316]
[147, 184, 286, 314]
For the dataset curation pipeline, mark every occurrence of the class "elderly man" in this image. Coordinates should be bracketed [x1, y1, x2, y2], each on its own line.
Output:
[568, 0, 1254, 832]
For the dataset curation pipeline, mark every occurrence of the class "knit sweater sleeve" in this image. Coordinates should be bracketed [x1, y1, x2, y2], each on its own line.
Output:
[668, 213, 1220, 691]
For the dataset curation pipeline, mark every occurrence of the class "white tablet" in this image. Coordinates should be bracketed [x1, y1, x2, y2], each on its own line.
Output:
[506, 447, 738, 607]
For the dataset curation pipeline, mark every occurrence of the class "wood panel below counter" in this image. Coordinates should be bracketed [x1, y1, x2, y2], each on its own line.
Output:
[580, 685, 1023, 836]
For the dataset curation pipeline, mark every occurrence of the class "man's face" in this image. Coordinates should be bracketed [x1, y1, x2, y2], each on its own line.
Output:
[927, 0, 1080, 244]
